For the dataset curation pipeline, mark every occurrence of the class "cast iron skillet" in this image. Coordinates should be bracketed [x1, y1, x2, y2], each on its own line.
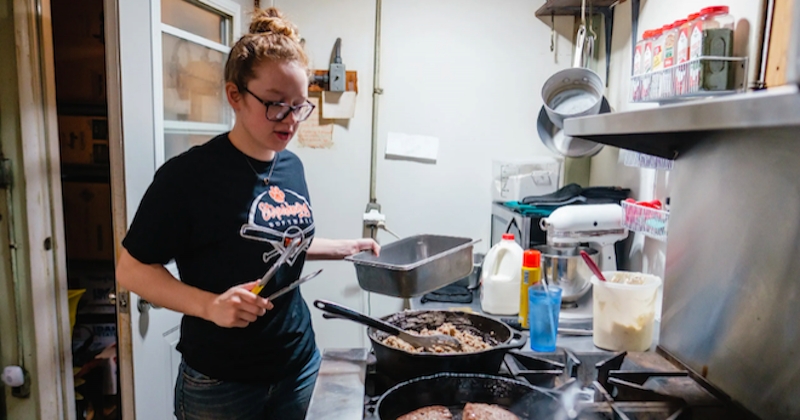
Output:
[369, 309, 526, 381]
[376, 372, 561, 420]
[314, 300, 527, 382]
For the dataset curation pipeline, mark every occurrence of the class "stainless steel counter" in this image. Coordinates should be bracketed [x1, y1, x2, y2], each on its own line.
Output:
[305, 348, 369, 420]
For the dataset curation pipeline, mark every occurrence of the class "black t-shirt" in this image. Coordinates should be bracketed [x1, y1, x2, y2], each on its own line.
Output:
[122, 133, 316, 383]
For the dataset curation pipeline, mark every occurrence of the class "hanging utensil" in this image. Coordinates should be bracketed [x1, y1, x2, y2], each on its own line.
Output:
[543, 0, 604, 129]
[577, 0, 596, 70]
[586, 1, 597, 68]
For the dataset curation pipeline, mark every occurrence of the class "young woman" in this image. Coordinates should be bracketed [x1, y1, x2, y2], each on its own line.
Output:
[116, 8, 379, 420]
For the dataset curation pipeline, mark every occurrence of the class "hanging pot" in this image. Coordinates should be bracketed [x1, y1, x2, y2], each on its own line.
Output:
[541, 23, 604, 129]
[537, 97, 610, 158]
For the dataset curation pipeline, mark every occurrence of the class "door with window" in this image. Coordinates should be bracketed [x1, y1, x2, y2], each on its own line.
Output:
[112, 0, 239, 418]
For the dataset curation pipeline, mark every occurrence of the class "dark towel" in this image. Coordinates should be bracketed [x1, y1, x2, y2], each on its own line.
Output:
[521, 183, 583, 205]
[521, 184, 631, 206]
[581, 186, 631, 204]
[421, 284, 473, 304]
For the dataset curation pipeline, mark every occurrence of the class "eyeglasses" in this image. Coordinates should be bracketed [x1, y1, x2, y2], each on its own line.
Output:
[242, 86, 316, 122]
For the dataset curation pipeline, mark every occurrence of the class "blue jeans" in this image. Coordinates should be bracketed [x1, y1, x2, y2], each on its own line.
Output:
[174, 349, 321, 420]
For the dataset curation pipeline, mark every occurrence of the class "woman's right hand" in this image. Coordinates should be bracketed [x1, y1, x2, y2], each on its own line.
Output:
[205, 281, 274, 328]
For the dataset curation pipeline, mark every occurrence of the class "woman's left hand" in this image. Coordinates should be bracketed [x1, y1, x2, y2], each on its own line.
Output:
[306, 237, 381, 260]
[345, 238, 380, 257]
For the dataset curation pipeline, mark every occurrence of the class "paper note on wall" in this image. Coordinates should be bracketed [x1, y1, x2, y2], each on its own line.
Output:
[321, 91, 357, 119]
[297, 96, 334, 149]
[385, 132, 439, 163]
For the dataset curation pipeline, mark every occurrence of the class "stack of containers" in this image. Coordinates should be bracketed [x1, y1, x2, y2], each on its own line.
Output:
[632, 32, 645, 101]
[660, 22, 675, 99]
[632, 5, 736, 102]
[634, 30, 655, 101]
[674, 14, 698, 95]
[649, 27, 665, 100]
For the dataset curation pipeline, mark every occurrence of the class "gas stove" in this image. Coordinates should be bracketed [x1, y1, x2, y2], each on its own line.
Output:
[360, 348, 757, 420]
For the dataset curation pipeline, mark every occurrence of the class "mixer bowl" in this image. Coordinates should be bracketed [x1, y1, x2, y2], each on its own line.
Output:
[533, 245, 598, 303]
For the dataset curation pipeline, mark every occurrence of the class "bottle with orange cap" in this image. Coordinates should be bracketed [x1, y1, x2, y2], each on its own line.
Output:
[518, 249, 541, 329]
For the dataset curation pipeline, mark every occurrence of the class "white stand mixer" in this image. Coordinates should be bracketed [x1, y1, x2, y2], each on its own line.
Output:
[540, 204, 628, 271]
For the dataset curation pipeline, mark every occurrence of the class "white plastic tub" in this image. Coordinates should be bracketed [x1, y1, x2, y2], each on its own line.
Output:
[591, 271, 662, 351]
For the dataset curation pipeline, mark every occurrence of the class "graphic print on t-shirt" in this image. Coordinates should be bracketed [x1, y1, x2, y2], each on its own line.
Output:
[240, 185, 315, 266]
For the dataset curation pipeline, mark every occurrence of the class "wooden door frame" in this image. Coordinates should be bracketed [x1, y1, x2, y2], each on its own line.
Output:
[5, 0, 75, 418]
[102, 0, 135, 418]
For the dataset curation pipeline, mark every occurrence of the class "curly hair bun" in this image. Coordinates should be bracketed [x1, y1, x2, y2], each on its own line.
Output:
[249, 7, 300, 42]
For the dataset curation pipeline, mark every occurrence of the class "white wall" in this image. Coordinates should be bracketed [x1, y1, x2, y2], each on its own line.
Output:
[590, 0, 767, 277]
[274, 0, 577, 348]
[276, 0, 377, 349]
[370, 0, 576, 315]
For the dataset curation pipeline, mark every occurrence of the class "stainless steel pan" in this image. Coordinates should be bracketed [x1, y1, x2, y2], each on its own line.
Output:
[537, 97, 609, 158]
[541, 21, 604, 129]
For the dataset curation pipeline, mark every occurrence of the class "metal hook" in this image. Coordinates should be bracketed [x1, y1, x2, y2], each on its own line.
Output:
[588, 0, 598, 40]
[550, 13, 555, 52]
[581, 0, 587, 26]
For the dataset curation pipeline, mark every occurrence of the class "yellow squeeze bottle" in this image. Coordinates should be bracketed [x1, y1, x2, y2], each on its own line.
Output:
[519, 250, 542, 329]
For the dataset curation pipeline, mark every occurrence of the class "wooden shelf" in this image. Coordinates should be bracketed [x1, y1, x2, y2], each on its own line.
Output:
[535, 0, 624, 17]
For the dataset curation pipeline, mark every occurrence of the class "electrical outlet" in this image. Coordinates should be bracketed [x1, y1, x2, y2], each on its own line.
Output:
[329, 63, 346, 92]
[362, 202, 381, 239]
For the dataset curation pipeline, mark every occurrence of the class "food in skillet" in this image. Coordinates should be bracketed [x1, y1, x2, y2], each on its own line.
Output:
[397, 405, 453, 420]
[381, 322, 492, 353]
[462, 403, 520, 420]
[396, 403, 519, 420]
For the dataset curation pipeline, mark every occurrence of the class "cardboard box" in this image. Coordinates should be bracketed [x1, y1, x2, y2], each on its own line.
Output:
[63, 182, 114, 260]
[77, 273, 116, 314]
[73, 322, 117, 354]
[57, 116, 109, 165]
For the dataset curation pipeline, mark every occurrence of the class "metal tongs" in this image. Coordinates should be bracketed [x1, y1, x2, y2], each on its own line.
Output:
[314, 299, 463, 352]
[265, 269, 323, 301]
[251, 238, 302, 296]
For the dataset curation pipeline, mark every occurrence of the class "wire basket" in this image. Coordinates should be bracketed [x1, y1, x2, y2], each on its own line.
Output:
[631, 56, 747, 103]
[620, 150, 674, 170]
[622, 201, 669, 241]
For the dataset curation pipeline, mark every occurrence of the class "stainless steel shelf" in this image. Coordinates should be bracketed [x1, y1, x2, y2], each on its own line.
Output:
[563, 85, 800, 159]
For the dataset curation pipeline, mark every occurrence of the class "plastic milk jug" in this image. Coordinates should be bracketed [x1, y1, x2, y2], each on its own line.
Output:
[480, 234, 524, 315]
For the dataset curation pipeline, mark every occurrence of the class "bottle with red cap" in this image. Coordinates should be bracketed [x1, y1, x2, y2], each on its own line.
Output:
[518, 249, 541, 329]
[480, 233, 524, 315]
[641, 29, 655, 100]
[650, 27, 666, 99]
[675, 14, 698, 95]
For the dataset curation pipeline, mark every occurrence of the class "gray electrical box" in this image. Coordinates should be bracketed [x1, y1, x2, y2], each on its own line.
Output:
[329, 38, 346, 92]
